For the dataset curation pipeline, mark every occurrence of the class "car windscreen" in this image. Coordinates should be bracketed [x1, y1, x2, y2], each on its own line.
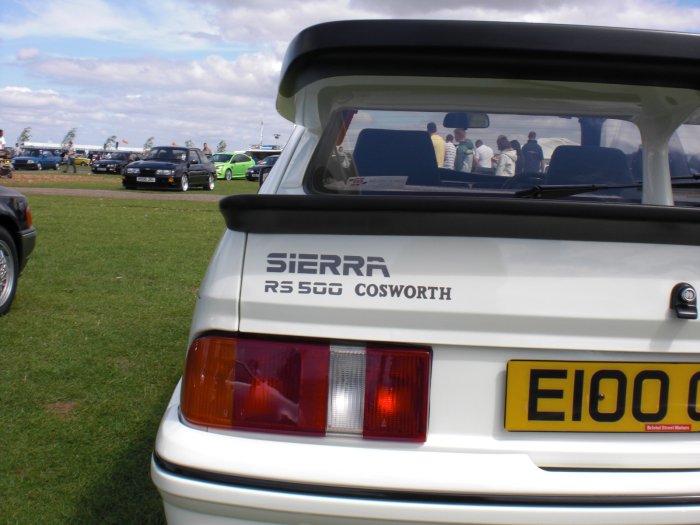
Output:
[146, 148, 187, 161]
[212, 154, 232, 162]
[305, 108, 700, 207]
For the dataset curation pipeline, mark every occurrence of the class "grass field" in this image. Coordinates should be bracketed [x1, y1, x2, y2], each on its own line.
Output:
[2, 165, 261, 196]
[0, 175, 243, 523]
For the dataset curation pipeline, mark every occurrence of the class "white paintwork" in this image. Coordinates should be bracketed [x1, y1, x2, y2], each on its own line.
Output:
[154, 28, 700, 525]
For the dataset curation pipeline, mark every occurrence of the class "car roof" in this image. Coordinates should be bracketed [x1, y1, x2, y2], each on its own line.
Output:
[278, 20, 700, 100]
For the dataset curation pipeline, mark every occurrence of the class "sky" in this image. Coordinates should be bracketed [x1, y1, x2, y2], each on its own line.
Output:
[2, 0, 700, 152]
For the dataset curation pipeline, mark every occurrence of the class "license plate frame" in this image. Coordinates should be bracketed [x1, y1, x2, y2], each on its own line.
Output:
[505, 360, 700, 432]
[136, 176, 156, 183]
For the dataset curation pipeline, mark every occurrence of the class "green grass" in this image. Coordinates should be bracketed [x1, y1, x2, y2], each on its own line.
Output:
[0, 194, 230, 523]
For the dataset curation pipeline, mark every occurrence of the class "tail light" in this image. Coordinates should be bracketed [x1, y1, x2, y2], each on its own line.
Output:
[181, 336, 431, 442]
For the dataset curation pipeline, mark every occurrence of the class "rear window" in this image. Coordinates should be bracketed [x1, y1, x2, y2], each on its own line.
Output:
[306, 108, 700, 206]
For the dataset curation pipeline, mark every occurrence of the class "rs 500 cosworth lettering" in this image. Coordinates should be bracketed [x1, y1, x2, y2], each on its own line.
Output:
[264, 252, 452, 301]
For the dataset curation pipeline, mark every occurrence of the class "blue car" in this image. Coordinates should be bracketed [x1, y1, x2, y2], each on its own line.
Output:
[12, 149, 61, 171]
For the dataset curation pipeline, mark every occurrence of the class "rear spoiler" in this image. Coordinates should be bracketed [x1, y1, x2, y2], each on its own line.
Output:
[220, 194, 700, 246]
[279, 20, 700, 101]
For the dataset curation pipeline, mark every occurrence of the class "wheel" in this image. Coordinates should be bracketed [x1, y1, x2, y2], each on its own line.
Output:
[225, 169, 232, 181]
[180, 174, 189, 192]
[0, 227, 18, 316]
[36, 163, 42, 171]
[205, 174, 215, 191]
[53, 163, 59, 170]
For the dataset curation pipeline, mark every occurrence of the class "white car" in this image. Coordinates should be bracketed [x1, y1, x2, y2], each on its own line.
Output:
[152, 20, 700, 524]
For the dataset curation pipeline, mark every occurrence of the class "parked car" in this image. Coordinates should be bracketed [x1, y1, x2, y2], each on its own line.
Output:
[0, 186, 36, 315]
[122, 146, 215, 192]
[11, 149, 60, 171]
[245, 154, 279, 182]
[151, 20, 700, 525]
[91, 151, 137, 175]
[211, 151, 255, 181]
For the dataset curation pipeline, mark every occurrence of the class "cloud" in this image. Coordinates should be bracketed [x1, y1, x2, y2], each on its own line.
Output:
[23, 51, 281, 99]
[4, 0, 700, 150]
[16, 48, 40, 61]
[4, 0, 225, 53]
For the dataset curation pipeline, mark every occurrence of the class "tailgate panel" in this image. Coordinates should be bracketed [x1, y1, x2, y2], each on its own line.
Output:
[240, 233, 700, 352]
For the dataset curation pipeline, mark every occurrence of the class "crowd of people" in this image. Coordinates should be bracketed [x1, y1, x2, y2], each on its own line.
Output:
[427, 123, 545, 177]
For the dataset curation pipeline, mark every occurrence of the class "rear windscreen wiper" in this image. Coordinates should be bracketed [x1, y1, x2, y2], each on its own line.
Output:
[671, 174, 700, 188]
[516, 176, 700, 199]
[514, 183, 640, 198]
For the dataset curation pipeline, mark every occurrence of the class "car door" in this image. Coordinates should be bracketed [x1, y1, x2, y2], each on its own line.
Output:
[187, 150, 206, 185]
[232, 154, 252, 178]
[41, 153, 55, 169]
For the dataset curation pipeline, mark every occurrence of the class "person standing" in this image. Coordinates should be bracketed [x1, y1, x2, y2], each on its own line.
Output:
[494, 135, 517, 177]
[63, 141, 77, 173]
[474, 139, 494, 171]
[521, 131, 545, 173]
[202, 142, 212, 156]
[0, 129, 5, 151]
[510, 139, 524, 175]
[427, 122, 445, 168]
[453, 128, 475, 173]
[444, 134, 456, 170]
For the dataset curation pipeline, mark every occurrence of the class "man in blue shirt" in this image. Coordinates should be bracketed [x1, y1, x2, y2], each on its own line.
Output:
[521, 131, 545, 173]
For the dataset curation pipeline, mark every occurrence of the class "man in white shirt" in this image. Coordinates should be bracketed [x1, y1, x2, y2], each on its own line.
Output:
[474, 139, 494, 171]
[444, 134, 456, 170]
[0, 130, 6, 150]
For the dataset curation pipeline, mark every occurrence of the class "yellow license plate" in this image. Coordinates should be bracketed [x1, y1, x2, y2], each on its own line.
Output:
[505, 361, 700, 432]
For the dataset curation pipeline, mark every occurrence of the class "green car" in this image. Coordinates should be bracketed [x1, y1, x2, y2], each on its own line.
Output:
[211, 152, 255, 180]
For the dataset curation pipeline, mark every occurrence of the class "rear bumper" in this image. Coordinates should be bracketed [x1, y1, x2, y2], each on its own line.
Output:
[19, 226, 36, 272]
[122, 175, 181, 190]
[152, 454, 700, 525]
[153, 395, 700, 525]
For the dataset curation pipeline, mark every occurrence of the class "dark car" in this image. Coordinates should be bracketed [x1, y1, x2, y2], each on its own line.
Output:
[0, 186, 36, 315]
[122, 146, 215, 192]
[245, 154, 279, 182]
[11, 149, 61, 171]
[91, 151, 137, 175]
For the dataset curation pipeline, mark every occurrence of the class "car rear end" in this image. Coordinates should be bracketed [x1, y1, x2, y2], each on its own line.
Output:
[152, 20, 700, 525]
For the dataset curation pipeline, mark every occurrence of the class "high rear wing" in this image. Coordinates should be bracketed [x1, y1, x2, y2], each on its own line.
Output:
[276, 20, 700, 121]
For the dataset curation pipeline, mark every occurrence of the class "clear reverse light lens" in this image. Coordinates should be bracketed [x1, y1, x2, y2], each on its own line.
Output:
[327, 345, 366, 435]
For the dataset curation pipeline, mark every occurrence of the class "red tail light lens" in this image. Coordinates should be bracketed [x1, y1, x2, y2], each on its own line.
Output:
[363, 347, 430, 442]
[181, 335, 430, 442]
[182, 336, 329, 435]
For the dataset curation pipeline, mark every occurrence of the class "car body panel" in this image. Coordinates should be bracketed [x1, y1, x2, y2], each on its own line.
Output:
[245, 155, 279, 181]
[152, 20, 700, 525]
[91, 152, 136, 174]
[0, 186, 35, 270]
[212, 152, 255, 180]
[122, 146, 214, 190]
[11, 149, 60, 170]
[0, 186, 36, 314]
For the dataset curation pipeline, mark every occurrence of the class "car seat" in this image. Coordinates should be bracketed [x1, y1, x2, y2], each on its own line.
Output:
[546, 145, 633, 186]
[352, 129, 440, 186]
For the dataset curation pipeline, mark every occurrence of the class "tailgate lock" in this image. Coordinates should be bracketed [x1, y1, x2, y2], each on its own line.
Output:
[671, 283, 697, 319]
